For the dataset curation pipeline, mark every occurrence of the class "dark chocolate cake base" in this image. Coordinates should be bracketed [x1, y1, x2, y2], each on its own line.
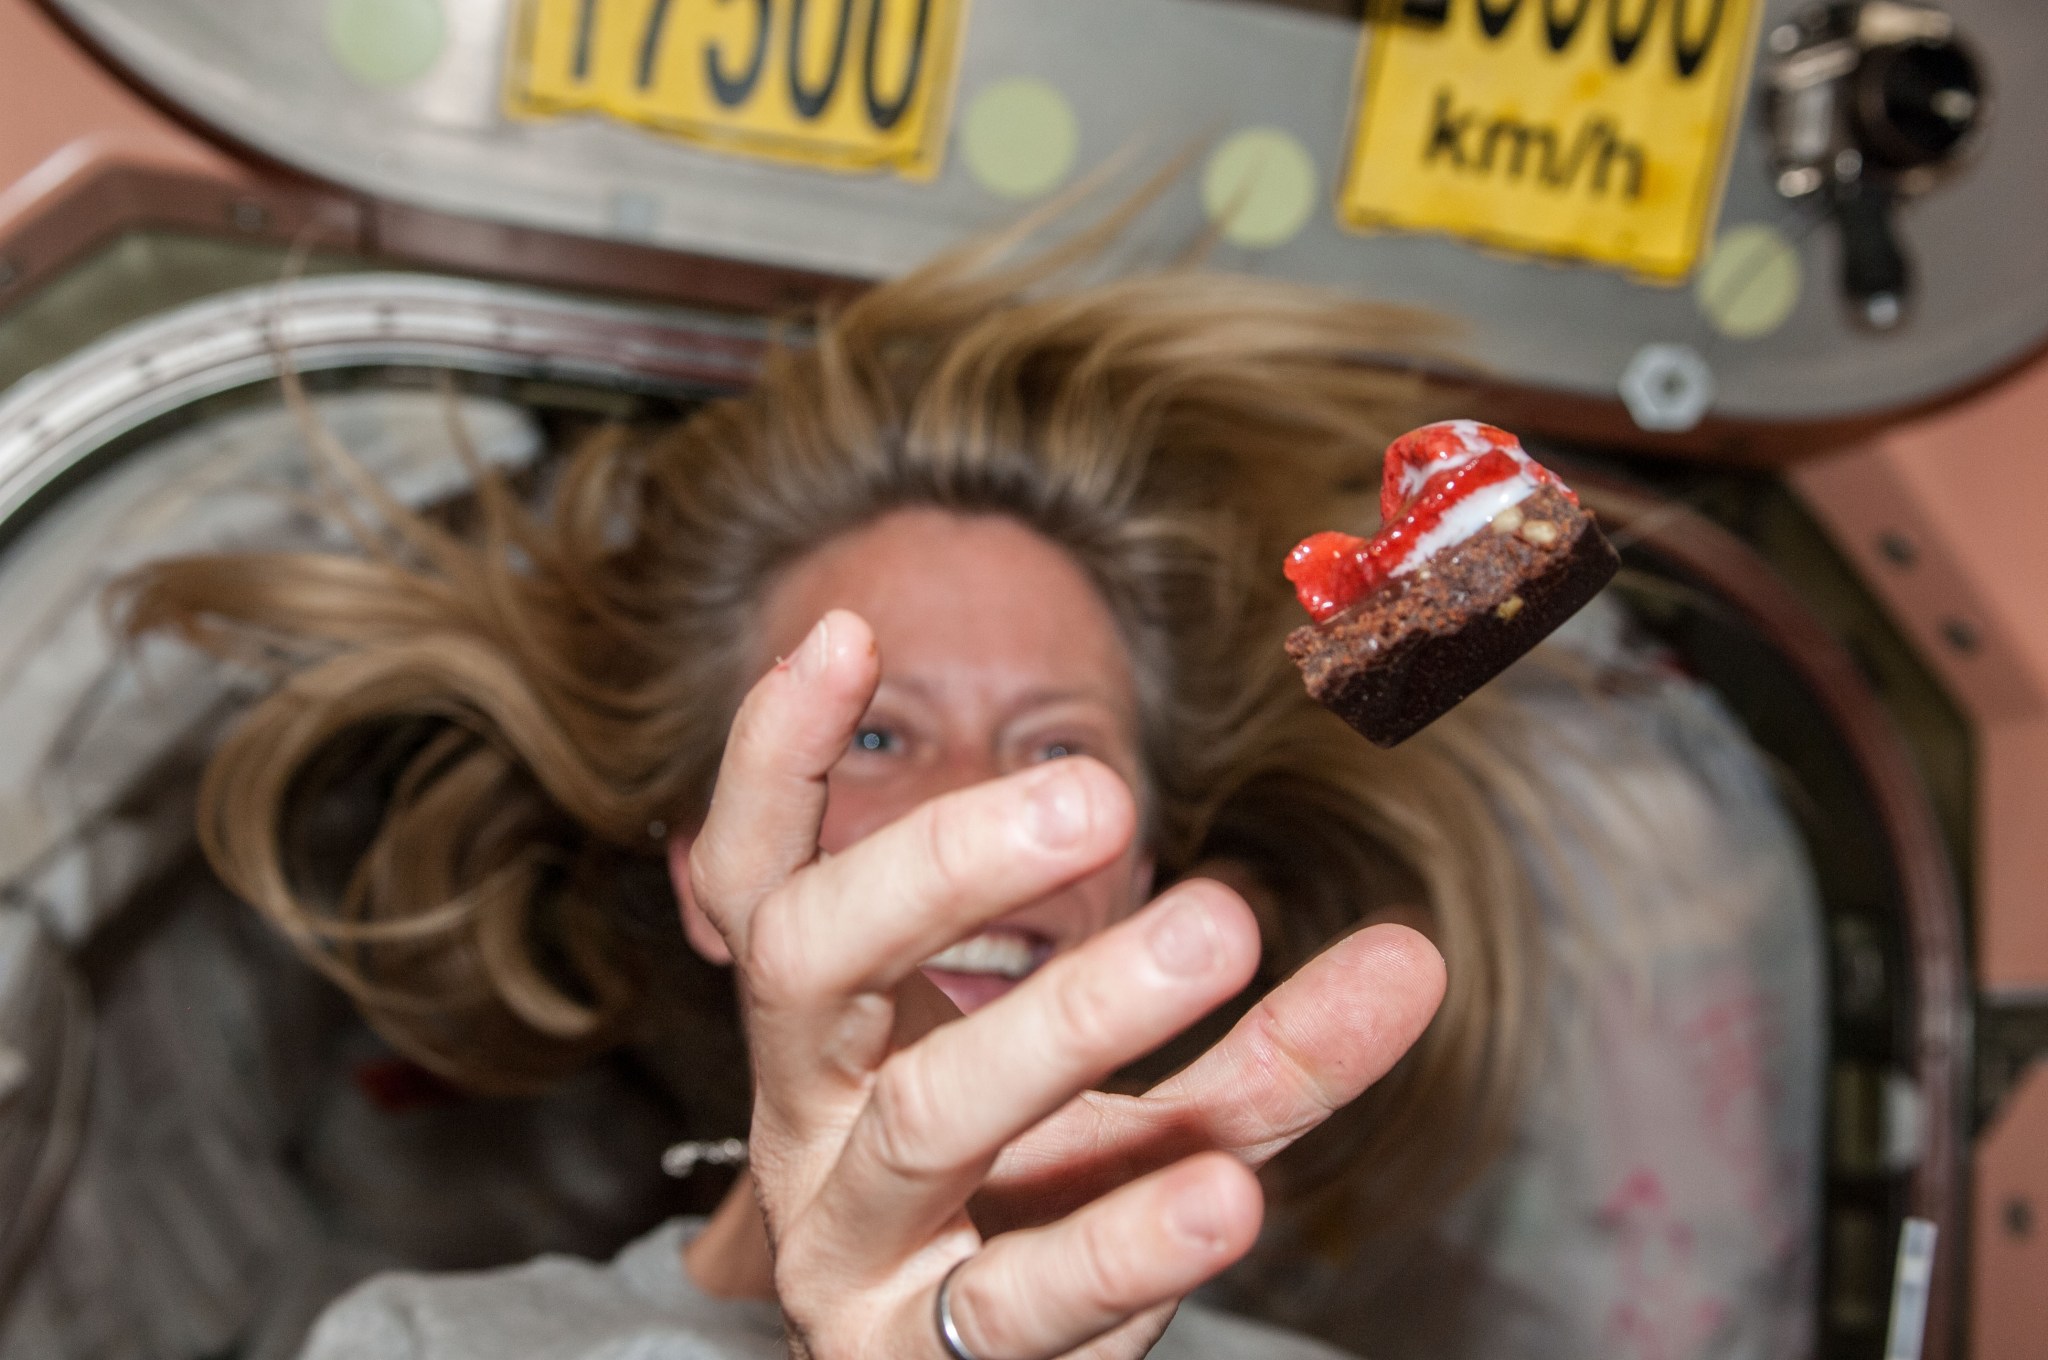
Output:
[1286, 485, 1619, 747]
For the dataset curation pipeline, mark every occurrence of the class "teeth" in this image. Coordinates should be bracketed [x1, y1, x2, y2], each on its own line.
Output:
[923, 933, 1039, 979]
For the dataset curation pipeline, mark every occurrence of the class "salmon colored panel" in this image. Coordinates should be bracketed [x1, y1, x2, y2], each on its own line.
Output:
[1794, 442, 2042, 723]
[1882, 373, 2048, 709]
[1972, 1063, 2048, 1360]
[0, 0, 243, 211]
[1794, 352, 2048, 993]
[1979, 717, 2048, 993]
[0, 0, 361, 301]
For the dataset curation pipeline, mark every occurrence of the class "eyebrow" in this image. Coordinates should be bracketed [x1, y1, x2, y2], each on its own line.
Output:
[871, 676, 1130, 720]
[1005, 685, 1119, 711]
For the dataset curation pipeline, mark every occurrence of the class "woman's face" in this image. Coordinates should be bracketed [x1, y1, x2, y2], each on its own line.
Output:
[717, 507, 1154, 1014]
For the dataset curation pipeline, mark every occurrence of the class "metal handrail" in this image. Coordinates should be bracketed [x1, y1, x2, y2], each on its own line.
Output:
[0, 271, 769, 535]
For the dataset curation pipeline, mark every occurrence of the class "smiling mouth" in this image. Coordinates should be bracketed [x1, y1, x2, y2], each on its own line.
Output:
[921, 930, 1052, 980]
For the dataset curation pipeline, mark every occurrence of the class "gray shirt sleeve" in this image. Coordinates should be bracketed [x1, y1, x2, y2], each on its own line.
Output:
[1158, 1303, 1363, 1359]
[296, 1220, 1359, 1360]
[298, 1285, 426, 1360]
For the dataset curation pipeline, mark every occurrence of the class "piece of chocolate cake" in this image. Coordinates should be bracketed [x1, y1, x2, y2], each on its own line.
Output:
[1283, 421, 1618, 747]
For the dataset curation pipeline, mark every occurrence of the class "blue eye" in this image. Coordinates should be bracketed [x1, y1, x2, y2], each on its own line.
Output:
[853, 728, 897, 753]
[1039, 743, 1073, 761]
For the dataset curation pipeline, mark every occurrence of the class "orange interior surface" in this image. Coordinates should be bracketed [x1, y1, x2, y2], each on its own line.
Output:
[1796, 351, 2048, 997]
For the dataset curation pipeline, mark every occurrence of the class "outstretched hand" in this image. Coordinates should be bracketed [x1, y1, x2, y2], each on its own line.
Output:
[680, 609, 1443, 1360]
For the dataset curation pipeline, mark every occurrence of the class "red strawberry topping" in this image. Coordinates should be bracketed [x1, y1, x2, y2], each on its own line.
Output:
[1285, 422, 1574, 624]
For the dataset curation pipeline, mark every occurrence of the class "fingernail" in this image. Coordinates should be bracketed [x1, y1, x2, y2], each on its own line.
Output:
[1025, 766, 1090, 849]
[1164, 1176, 1231, 1251]
[1148, 894, 1221, 978]
[792, 615, 832, 683]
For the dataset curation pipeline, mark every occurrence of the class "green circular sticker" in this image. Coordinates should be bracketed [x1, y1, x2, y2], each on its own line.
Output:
[1694, 223, 1803, 340]
[960, 78, 1079, 201]
[1201, 128, 1318, 249]
[325, 0, 446, 90]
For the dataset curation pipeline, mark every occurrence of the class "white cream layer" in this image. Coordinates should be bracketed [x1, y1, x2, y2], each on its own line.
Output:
[1384, 420, 1549, 577]
[1391, 474, 1542, 578]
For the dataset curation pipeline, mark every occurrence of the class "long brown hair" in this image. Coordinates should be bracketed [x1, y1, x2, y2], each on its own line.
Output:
[115, 194, 1545, 1231]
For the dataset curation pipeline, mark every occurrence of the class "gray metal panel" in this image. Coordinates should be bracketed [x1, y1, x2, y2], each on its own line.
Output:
[48, 0, 2048, 423]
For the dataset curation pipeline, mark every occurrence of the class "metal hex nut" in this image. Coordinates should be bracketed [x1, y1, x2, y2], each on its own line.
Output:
[1620, 343, 1717, 432]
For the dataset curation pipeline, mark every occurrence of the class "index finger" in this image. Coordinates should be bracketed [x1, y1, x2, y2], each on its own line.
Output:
[687, 609, 878, 949]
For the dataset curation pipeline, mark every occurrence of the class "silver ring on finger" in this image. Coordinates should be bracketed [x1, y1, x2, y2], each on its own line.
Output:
[935, 1257, 983, 1360]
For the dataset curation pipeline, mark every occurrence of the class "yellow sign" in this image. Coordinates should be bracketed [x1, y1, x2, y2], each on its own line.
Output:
[506, 0, 969, 178]
[1340, 0, 1761, 280]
